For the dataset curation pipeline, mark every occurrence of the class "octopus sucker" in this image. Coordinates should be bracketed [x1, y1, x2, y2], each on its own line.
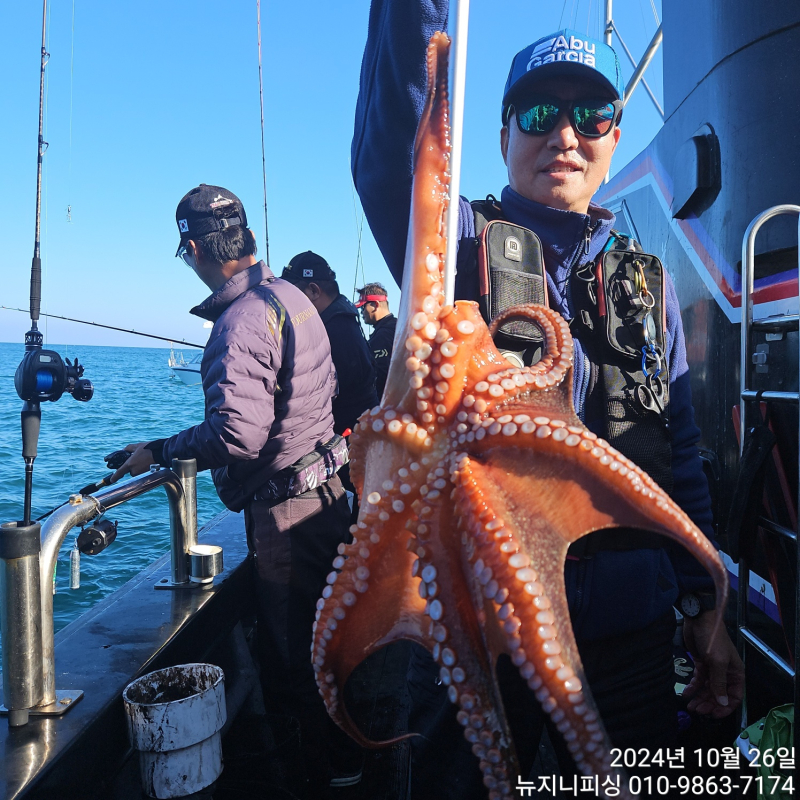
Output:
[313, 31, 728, 800]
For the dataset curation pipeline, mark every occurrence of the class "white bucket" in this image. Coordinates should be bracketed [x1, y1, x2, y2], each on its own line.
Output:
[123, 663, 227, 799]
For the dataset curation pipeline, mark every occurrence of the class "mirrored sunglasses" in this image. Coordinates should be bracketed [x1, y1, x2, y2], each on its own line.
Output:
[176, 245, 195, 268]
[512, 97, 622, 139]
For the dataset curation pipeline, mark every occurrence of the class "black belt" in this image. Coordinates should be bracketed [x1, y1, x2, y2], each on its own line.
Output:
[252, 435, 349, 504]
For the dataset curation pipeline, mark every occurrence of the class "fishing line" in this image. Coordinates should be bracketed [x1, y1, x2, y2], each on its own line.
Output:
[67, 0, 76, 223]
[64, 342, 77, 490]
[256, 0, 271, 268]
[43, 0, 52, 348]
[349, 179, 366, 299]
[638, 0, 650, 42]
[568, 0, 579, 32]
[558, 0, 569, 29]
[585, 0, 593, 36]
[349, 180, 369, 336]
[649, 0, 661, 25]
[355, 214, 365, 291]
[63, 3, 79, 492]
[43, 3, 78, 492]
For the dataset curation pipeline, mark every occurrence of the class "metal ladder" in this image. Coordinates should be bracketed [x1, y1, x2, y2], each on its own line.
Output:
[738, 204, 800, 757]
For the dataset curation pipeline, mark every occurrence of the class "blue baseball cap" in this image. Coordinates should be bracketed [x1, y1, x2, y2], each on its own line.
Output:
[502, 29, 623, 121]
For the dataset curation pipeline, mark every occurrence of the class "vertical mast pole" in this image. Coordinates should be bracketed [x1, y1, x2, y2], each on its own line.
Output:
[442, 0, 470, 306]
[256, 0, 271, 268]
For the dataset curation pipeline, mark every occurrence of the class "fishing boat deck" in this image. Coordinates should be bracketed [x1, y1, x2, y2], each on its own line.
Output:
[0, 509, 416, 800]
[0, 505, 759, 800]
[0, 510, 251, 800]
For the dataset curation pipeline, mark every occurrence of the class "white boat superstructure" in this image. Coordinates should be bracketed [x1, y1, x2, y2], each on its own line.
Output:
[168, 348, 203, 386]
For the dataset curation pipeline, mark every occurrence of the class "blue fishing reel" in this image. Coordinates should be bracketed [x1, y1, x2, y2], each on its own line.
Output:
[14, 333, 94, 524]
[14, 346, 93, 403]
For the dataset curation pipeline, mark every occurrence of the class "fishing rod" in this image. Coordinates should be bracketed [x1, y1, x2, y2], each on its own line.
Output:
[34, 450, 130, 522]
[256, 0, 271, 268]
[12, 0, 94, 527]
[2, 306, 206, 350]
[442, 0, 470, 306]
[36, 475, 113, 522]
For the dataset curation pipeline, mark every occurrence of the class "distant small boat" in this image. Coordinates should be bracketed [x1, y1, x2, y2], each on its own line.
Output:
[168, 348, 203, 386]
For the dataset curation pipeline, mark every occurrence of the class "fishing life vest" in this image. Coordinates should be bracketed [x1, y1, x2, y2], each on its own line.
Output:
[467, 196, 673, 493]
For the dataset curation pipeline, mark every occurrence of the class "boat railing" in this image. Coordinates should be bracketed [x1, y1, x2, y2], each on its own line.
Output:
[737, 204, 800, 757]
[0, 459, 204, 727]
[168, 347, 189, 369]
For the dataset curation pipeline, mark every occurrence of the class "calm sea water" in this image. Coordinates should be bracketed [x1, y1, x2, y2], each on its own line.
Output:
[0, 341, 223, 662]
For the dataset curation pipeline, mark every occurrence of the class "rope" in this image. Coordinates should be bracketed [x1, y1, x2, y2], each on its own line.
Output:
[256, 0, 271, 267]
[586, 0, 594, 36]
[649, 0, 661, 25]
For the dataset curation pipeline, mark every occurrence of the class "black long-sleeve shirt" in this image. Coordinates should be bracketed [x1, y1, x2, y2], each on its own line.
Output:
[368, 313, 396, 399]
[321, 294, 379, 434]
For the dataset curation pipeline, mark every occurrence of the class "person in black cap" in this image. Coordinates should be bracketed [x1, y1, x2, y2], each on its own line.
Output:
[114, 185, 361, 797]
[282, 253, 378, 527]
[282, 252, 378, 436]
[351, 4, 743, 798]
[356, 282, 397, 399]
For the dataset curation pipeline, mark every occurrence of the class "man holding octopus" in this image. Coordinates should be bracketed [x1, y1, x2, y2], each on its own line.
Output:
[351, 2, 742, 796]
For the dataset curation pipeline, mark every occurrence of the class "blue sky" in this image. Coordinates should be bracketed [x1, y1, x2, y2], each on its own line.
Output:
[0, 0, 663, 349]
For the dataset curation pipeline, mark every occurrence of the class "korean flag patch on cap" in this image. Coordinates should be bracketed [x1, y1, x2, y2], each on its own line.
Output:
[178, 219, 189, 233]
[303, 269, 314, 278]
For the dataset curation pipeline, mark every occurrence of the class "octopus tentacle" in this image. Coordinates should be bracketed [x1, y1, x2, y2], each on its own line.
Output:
[383, 31, 451, 414]
[314, 31, 727, 800]
[412, 463, 518, 799]
[455, 455, 617, 782]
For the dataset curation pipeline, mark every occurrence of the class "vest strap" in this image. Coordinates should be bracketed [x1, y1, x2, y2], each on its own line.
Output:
[468, 201, 674, 492]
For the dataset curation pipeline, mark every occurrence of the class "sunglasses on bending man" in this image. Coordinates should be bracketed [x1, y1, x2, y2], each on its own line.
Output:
[507, 97, 623, 139]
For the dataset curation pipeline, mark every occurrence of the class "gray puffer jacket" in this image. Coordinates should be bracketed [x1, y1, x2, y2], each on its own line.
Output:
[151, 261, 336, 510]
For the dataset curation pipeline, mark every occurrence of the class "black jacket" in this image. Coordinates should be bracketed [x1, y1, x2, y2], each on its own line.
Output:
[320, 294, 379, 434]
[368, 313, 396, 399]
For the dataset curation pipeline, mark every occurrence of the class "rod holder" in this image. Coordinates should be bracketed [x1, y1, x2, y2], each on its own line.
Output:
[171, 459, 198, 584]
[38, 466, 191, 706]
[155, 458, 208, 590]
[0, 521, 44, 726]
[0, 461, 206, 723]
[188, 545, 223, 584]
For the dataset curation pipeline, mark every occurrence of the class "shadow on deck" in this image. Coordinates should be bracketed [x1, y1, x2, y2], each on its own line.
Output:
[215, 641, 413, 800]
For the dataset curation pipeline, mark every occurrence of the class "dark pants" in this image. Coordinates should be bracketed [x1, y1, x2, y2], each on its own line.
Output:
[245, 475, 361, 798]
[408, 612, 678, 799]
[337, 461, 360, 525]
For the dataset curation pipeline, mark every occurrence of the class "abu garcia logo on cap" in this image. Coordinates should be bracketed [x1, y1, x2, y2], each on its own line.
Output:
[527, 34, 597, 70]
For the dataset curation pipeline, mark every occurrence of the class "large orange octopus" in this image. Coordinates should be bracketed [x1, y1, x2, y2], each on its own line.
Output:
[312, 32, 727, 800]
